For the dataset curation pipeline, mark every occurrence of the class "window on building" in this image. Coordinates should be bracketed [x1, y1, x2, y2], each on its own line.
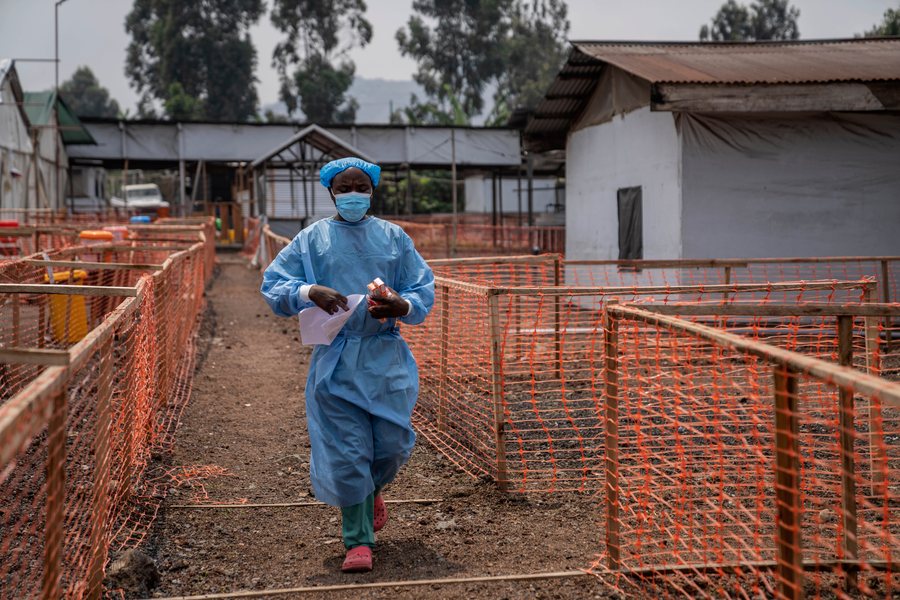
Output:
[617, 186, 643, 260]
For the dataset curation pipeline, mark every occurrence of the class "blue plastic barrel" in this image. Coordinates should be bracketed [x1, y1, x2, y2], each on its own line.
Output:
[130, 215, 152, 224]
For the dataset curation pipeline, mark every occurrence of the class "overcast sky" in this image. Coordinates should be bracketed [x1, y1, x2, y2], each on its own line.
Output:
[1, 0, 894, 113]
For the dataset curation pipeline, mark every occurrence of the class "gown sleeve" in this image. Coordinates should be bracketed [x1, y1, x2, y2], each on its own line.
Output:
[260, 232, 316, 317]
[397, 233, 435, 326]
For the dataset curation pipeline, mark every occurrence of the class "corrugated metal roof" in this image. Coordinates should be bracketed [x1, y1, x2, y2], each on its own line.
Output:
[524, 38, 900, 151]
[574, 38, 900, 85]
[23, 91, 96, 145]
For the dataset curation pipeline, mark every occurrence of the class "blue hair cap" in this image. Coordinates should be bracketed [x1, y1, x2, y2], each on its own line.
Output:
[319, 157, 381, 189]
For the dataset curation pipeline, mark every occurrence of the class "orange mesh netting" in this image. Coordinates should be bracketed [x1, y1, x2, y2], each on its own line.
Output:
[403, 255, 880, 494]
[0, 226, 211, 598]
[590, 303, 900, 599]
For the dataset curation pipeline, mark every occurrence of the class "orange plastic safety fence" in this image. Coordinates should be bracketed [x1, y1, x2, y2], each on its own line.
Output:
[0, 227, 210, 598]
[405, 262, 876, 494]
[391, 220, 566, 259]
[589, 304, 900, 599]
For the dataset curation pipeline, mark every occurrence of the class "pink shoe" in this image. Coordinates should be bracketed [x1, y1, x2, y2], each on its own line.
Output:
[341, 546, 373, 573]
[374, 494, 388, 532]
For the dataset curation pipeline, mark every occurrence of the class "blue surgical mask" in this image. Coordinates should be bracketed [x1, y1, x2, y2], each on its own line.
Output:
[334, 192, 371, 222]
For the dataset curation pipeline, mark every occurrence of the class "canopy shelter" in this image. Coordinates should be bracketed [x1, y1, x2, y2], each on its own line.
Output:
[248, 124, 374, 220]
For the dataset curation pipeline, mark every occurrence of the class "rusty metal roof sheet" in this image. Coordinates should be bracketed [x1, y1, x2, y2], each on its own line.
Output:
[574, 38, 900, 85]
[524, 38, 900, 151]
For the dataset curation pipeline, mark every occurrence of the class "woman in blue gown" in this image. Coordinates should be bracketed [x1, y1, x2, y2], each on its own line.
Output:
[260, 157, 434, 572]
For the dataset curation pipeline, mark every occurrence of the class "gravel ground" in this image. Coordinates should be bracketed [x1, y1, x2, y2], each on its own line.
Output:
[142, 256, 610, 599]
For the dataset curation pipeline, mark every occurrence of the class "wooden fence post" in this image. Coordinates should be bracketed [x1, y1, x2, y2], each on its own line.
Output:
[86, 338, 114, 598]
[488, 291, 508, 492]
[836, 316, 858, 592]
[438, 284, 450, 433]
[553, 255, 563, 379]
[774, 365, 803, 600]
[880, 260, 892, 353]
[863, 287, 886, 494]
[41, 387, 66, 600]
[603, 302, 621, 571]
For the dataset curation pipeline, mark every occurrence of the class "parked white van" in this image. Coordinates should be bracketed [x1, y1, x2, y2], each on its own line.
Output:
[110, 183, 170, 210]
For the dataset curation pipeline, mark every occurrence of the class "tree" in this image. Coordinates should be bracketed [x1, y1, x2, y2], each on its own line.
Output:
[490, 0, 569, 124]
[396, 0, 513, 120]
[270, 0, 372, 123]
[59, 66, 121, 118]
[860, 5, 900, 37]
[700, 0, 799, 42]
[125, 0, 264, 121]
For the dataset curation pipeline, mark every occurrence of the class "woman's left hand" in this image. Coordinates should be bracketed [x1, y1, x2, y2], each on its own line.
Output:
[367, 286, 410, 320]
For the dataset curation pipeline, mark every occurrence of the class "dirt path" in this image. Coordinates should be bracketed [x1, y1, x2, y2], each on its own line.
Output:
[148, 257, 607, 599]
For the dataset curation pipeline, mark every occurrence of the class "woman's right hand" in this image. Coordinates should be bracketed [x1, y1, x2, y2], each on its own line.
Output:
[308, 285, 349, 314]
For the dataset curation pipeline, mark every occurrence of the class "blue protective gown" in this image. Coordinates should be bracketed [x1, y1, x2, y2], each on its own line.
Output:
[260, 217, 434, 507]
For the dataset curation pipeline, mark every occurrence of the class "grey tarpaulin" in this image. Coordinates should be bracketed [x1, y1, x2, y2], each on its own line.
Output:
[679, 112, 900, 258]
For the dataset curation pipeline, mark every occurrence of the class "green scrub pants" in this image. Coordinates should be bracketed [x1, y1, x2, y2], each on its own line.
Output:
[341, 491, 375, 549]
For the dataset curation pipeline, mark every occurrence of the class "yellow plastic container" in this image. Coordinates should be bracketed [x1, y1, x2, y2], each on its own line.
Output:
[44, 270, 89, 343]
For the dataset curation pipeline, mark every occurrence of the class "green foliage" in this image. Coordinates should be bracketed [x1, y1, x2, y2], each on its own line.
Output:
[860, 6, 900, 37]
[271, 0, 372, 123]
[490, 0, 569, 124]
[396, 0, 513, 120]
[699, 0, 800, 41]
[390, 85, 471, 125]
[396, 0, 569, 125]
[380, 171, 458, 214]
[59, 66, 121, 118]
[125, 0, 264, 121]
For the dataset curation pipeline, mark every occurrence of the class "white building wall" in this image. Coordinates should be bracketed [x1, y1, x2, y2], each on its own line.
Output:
[463, 174, 560, 215]
[565, 106, 682, 262]
[680, 113, 900, 258]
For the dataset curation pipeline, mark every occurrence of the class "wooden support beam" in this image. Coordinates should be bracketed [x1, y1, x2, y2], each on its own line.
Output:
[488, 293, 509, 492]
[438, 284, 450, 433]
[630, 303, 900, 318]
[836, 316, 858, 592]
[603, 304, 621, 571]
[774, 365, 803, 600]
[0, 284, 138, 297]
[0, 348, 70, 366]
[41, 387, 66, 600]
[23, 259, 164, 271]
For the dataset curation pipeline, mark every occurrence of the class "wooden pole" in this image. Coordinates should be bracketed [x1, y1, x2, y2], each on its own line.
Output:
[487, 292, 508, 492]
[553, 255, 563, 379]
[774, 365, 803, 600]
[451, 130, 458, 258]
[880, 260, 892, 353]
[41, 388, 66, 600]
[603, 303, 621, 571]
[836, 316, 858, 592]
[86, 338, 114, 599]
[438, 284, 450, 433]
[863, 287, 886, 494]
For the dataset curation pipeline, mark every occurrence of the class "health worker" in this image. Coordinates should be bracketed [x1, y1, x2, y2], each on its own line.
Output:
[260, 156, 435, 573]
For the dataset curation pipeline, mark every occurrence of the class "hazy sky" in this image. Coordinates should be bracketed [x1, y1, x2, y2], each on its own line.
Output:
[1, 0, 894, 113]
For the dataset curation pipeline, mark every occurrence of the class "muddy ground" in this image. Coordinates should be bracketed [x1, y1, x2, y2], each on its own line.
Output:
[144, 256, 609, 599]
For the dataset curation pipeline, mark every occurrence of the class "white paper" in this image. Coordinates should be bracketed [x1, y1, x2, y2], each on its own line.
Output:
[298, 294, 365, 346]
